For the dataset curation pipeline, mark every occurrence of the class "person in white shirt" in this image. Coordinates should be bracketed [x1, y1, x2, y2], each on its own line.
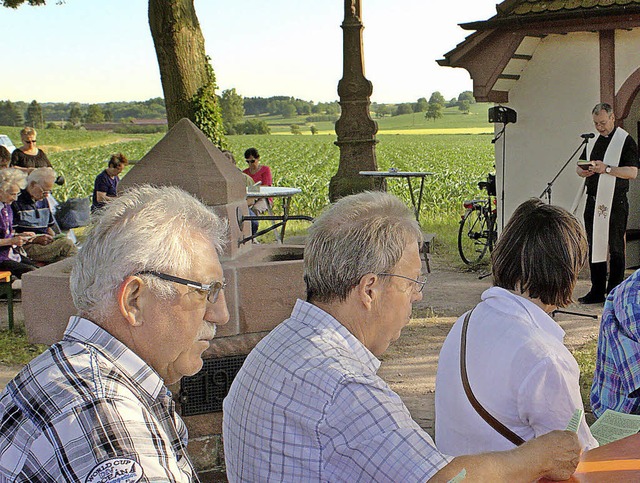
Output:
[436, 198, 598, 456]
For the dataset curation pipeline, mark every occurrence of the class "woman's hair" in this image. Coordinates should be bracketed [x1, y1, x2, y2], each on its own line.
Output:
[70, 184, 228, 321]
[27, 167, 57, 186]
[0, 168, 27, 192]
[304, 191, 422, 303]
[0, 146, 10, 166]
[20, 127, 36, 139]
[491, 198, 588, 307]
[108, 153, 128, 168]
[244, 147, 259, 159]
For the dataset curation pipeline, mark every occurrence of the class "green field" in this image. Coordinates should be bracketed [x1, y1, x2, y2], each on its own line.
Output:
[255, 102, 493, 134]
[1, 123, 496, 261]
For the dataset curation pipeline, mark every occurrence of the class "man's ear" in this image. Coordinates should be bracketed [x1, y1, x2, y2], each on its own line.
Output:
[355, 273, 380, 310]
[118, 276, 145, 327]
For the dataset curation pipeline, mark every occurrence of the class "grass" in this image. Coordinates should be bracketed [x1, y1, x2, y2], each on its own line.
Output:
[0, 327, 47, 365]
[572, 337, 599, 422]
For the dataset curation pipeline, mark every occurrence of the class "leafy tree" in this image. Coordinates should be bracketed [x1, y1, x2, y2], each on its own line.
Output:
[395, 104, 413, 116]
[374, 104, 390, 118]
[425, 102, 443, 122]
[238, 119, 270, 135]
[220, 88, 244, 129]
[290, 124, 301, 135]
[281, 103, 297, 119]
[103, 109, 113, 122]
[428, 91, 446, 107]
[26, 100, 44, 129]
[309, 125, 318, 135]
[85, 104, 105, 123]
[67, 103, 82, 125]
[458, 100, 471, 114]
[414, 97, 428, 113]
[458, 91, 475, 104]
[0, 101, 23, 126]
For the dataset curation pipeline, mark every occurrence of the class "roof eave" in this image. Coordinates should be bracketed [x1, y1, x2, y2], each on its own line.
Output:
[461, 6, 640, 31]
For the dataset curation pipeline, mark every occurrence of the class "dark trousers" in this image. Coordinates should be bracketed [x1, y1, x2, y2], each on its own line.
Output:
[584, 194, 628, 295]
[0, 258, 37, 278]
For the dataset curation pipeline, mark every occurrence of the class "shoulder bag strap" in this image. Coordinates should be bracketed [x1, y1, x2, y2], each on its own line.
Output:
[460, 308, 525, 446]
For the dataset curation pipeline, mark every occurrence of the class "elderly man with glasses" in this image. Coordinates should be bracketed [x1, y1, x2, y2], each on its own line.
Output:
[12, 167, 77, 264]
[0, 185, 230, 481]
[223, 191, 581, 482]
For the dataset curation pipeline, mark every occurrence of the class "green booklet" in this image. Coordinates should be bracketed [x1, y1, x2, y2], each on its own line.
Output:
[590, 409, 640, 446]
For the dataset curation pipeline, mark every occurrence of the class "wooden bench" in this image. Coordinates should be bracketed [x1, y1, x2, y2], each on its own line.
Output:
[421, 233, 436, 273]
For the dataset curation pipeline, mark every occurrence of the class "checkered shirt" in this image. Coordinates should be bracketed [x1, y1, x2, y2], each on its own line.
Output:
[591, 269, 640, 418]
[223, 299, 451, 482]
[0, 316, 196, 482]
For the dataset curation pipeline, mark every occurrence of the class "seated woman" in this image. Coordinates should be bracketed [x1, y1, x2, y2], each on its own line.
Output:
[92, 153, 128, 212]
[242, 147, 272, 214]
[0, 169, 37, 278]
[435, 198, 597, 455]
[10, 127, 52, 174]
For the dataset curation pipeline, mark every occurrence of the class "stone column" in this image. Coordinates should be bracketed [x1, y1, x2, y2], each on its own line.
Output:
[329, 0, 383, 202]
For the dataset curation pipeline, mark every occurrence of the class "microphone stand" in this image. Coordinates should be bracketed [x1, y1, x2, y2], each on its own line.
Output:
[539, 136, 590, 204]
[540, 134, 596, 319]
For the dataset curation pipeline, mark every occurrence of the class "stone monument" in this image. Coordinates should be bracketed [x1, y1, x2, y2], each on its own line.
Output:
[329, 0, 382, 201]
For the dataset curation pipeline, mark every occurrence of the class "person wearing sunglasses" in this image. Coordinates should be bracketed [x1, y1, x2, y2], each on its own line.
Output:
[0, 185, 230, 481]
[10, 127, 53, 174]
[224, 191, 580, 482]
[242, 147, 272, 217]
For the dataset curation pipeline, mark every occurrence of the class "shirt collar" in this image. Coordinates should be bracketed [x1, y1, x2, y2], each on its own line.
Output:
[63, 315, 166, 400]
[291, 299, 381, 372]
[482, 286, 565, 341]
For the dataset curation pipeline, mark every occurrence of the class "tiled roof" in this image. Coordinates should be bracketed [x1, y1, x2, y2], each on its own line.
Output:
[459, 0, 640, 29]
[497, 0, 640, 17]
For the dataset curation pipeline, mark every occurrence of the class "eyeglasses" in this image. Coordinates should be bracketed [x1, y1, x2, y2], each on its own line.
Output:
[377, 273, 427, 293]
[245, 159, 256, 163]
[135, 270, 226, 304]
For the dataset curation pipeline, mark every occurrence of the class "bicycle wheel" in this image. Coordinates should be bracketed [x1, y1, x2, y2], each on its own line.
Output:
[458, 208, 491, 265]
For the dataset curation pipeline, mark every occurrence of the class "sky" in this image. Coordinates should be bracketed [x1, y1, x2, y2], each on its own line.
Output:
[0, 0, 499, 105]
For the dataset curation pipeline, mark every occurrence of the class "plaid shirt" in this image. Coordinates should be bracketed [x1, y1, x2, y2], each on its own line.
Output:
[223, 300, 451, 482]
[591, 269, 640, 418]
[0, 316, 196, 482]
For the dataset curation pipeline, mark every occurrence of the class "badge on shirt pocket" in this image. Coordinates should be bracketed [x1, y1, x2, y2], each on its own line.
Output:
[85, 457, 144, 483]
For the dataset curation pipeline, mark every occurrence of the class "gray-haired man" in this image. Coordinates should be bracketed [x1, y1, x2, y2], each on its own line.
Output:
[0, 185, 229, 481]
[223, 191, 580, 482]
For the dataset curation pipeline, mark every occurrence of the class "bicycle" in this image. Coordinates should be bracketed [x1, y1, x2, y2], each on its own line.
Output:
[458, 173, 498, 265]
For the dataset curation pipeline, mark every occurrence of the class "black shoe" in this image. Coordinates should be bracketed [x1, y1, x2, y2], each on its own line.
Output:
[578, 292, 606, 304]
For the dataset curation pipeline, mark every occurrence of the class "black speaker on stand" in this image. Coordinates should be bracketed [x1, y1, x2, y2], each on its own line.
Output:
[488, 106, 517, 231]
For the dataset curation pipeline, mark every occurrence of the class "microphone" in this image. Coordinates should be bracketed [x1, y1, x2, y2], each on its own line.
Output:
[581, 133, 595, 139]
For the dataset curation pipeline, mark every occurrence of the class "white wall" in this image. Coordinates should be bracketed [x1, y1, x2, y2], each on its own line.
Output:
[496, 32, 600, 228]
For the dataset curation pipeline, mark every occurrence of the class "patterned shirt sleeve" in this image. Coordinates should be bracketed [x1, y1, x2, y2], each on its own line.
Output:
[591, 271, 640, 417]
[321, 377, 452, 481]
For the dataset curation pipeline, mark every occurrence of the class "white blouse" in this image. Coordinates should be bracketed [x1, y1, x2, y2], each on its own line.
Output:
[435, 286, 598, 455]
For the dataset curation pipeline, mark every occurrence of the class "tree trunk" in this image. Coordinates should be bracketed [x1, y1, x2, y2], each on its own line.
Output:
[148, 0, 209, 128]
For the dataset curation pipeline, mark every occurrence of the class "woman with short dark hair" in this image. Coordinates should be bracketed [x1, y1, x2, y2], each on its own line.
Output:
[435, 198, 597, 455]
